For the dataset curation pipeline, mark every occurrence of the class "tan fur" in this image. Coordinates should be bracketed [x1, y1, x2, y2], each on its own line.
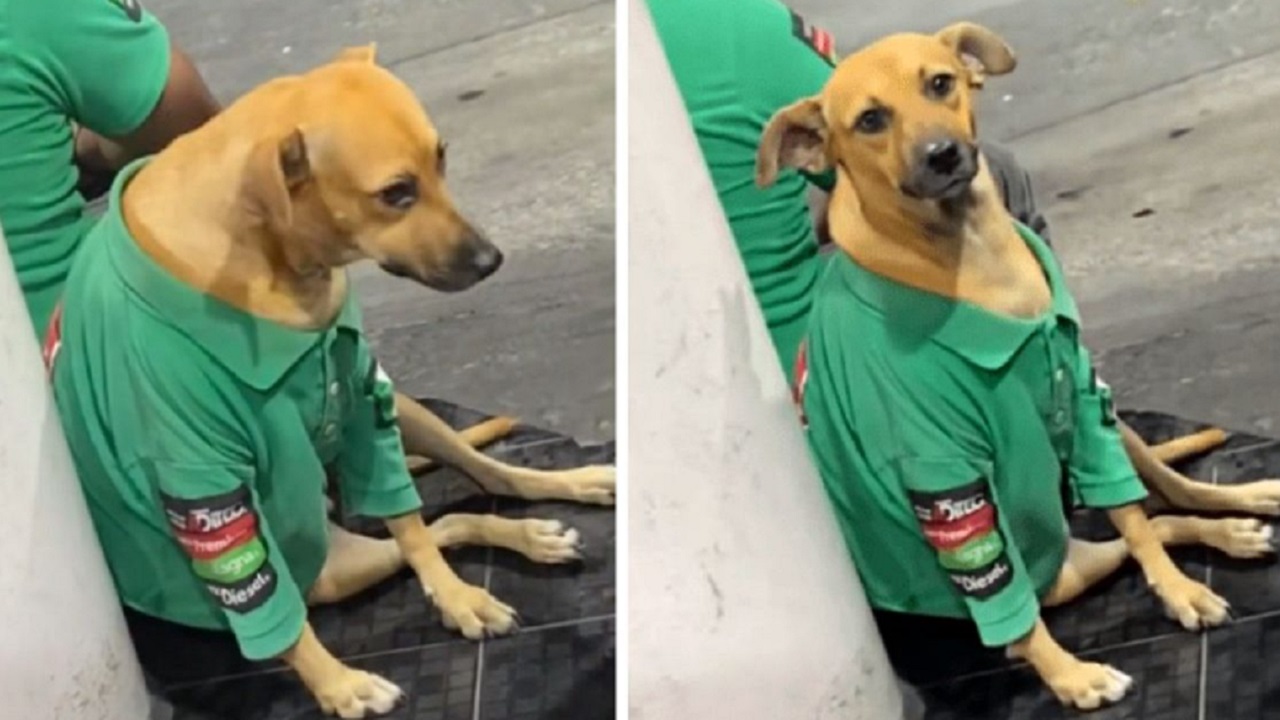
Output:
[119, 47, 615, 718]
[758, 23, 1271, 710]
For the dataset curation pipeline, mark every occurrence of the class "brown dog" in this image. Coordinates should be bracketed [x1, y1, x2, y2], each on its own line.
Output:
[756, 23, 1274, 710]
[63, 46, 615, 718]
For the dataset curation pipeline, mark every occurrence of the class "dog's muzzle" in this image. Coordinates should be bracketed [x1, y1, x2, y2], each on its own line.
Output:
[903, 137, 979, 200]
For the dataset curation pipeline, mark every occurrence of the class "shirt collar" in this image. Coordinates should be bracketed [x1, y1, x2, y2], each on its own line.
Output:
[102, 159, 363, 391]
[837, 222, 1080, 371]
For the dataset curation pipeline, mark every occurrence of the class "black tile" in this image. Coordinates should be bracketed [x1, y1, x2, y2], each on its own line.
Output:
[488, 440, 617, 626]
[1204, 612, 1280, 719]
[477, 618, 615, 720]
[918, 633, 1201, 720]
[166, 642, 479, 720]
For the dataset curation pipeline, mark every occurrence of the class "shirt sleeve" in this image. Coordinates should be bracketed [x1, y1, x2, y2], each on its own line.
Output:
[335, 336, 425, 519]
[11, 0, 172, 136]
[894, 454, 1041, 648]
[1069, 352, 1148, 509]
[127, 348, 305, 662]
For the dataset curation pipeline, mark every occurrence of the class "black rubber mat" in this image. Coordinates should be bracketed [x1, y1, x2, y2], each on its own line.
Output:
[143, 397, 615, 720]
[915, 409, 1280, 718]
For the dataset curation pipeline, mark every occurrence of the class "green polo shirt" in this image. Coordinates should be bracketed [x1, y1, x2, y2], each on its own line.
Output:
[797, 224, 1147, 647]
[649, 0, 838, 378]
[49, 161, 423, 661]
[0, 0, 172, 337]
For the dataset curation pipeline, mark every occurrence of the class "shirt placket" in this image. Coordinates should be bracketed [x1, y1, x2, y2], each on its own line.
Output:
[316, 330, 344, 461]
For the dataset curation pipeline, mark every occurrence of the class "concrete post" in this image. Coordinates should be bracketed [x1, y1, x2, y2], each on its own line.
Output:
[0, 224, 150, 718]
[627, 2, 905, 718]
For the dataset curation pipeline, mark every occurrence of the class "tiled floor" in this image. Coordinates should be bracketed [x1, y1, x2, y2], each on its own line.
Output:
[141, 398, 615, 720]
[914, 410, 1280, 719]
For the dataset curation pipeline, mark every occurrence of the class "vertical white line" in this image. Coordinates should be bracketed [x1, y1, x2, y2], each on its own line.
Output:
[614, 0, 631, 718]
[1196, 463, 1219, 720]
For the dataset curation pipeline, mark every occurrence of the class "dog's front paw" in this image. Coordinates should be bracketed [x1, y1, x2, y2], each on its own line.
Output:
[1223, 480, 1280, 517]
[562, 465, 616, 505]
[1202, 518, 1275, 559]
[1154, 574, 1231, 630]
[1044, 661, 1133, 710]
[435, 582, 518, 639]
[312, 667, 404, 719]
[519, 519, 584, 564]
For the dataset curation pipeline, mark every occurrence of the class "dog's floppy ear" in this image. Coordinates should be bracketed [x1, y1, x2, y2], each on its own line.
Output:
[334, 43, 378, 65]
[935, 22, 1015, 88]
[242, 129, 311, 229]
[756, 97, 829, 189]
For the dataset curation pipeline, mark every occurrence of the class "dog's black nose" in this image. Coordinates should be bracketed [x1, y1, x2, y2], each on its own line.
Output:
[925, 140, 963, 176]
[472, 244, 504, 280]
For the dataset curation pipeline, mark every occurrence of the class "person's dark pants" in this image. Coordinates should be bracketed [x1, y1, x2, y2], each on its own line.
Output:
[123, 606, 256, 687]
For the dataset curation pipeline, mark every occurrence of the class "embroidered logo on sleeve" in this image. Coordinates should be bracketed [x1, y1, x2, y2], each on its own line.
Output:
[909, 479, 1014, 599]
[162, 487, 278, 613]
[108, 0, 144, 22]
[366, 358, 398, 429]
[792, 339, 810, 430]
[789, 9, 838, 67]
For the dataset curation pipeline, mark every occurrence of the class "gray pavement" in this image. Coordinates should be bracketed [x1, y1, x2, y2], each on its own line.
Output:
[791, 0, 1280, 437]
[146, 0, 616, 442]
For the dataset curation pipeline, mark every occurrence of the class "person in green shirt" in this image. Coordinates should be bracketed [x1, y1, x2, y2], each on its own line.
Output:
[0, 0, 219, 337]
[647, 0, 1049, 379]
[49, 160, 426, 673]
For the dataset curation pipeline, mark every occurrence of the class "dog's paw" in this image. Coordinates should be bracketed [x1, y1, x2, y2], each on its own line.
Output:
[435, 583, 518, 640]
[313, 667, 404, 719]
[1154, 574, 1231, 631]
[519, 519, 584, 564]
[1044, 662, 1133, 711]
[1223, 480, 1280, 517]
[562, 465, 616, 506]
[1203, 518, 1275, 559]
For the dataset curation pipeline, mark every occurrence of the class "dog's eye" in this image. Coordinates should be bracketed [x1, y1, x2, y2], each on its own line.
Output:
[928, 73, 956, 98]
[378, 177, 419, 210]
[854, 108, 889, 134]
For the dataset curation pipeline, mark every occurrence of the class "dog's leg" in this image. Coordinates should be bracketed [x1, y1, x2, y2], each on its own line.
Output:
[1007, 618, 1133, 710]
[394, 392, 615, 505]
[1121, 422, 1280, 516]
[1108, 504, 1231, 631]
[282, 622, 404, 718]
[307, 524, 406, 605]
[1043, 516, 1272, 607]
[431, 514, 583, 564]
[385, 511, 517, 639]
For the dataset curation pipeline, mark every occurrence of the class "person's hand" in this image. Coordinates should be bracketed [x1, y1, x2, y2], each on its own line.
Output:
[72, 124, 120, 201]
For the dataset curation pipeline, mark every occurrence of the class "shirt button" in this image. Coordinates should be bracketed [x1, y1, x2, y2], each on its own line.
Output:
[324, 423, 337, 437]
[1054, 410, 1066, 424]
[328, 383, 341, 397]
[1054, 368, 1065, 382]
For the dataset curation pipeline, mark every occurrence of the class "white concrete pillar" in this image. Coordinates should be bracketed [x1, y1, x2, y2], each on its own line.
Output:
[626, 2, 905, 718]
[0, 224, 150, 718]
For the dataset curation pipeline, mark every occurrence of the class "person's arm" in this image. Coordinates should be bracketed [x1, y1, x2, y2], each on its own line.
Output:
[13, 0, 220, 195]
[982, 142, 1052, 245]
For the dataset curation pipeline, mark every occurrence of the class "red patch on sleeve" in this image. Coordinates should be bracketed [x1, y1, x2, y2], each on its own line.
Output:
[792, 339, 810, 429]
[174, 512, 259, 560]
[42, 302, 64, 377]
[921, 504, 996, 551]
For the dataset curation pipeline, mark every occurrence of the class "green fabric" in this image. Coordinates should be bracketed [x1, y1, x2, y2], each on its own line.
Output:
[649, 0, 837, 378]
[0, 0, 171, 336]
[798, 224, 1147, 647]
[51, 161, 424, 661]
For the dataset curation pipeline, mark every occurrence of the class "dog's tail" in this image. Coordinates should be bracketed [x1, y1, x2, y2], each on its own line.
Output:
[1149, 428, 1229, 465]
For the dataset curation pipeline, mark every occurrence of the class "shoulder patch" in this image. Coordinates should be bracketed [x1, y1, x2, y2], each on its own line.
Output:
[789, 9, 838, 67]
[108, 0, 144, 23]
[161, 487, 279, 614]
[366, 358, 398, 429]
[909, 479, 1014, 599]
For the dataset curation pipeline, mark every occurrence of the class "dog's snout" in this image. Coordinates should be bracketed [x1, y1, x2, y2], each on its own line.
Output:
[471, 243, 503, 280]
[925, 140, 963, 176]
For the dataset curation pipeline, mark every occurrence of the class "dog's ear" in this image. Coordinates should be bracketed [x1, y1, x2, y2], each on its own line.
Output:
[935, 22, 1015, 88]
[756, 97, 829, 189]
[334, 43, 378, 65]
[242, 129, 311, 229]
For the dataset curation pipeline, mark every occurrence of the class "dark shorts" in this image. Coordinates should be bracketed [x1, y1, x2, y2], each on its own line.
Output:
[123, 606, 254, 687]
